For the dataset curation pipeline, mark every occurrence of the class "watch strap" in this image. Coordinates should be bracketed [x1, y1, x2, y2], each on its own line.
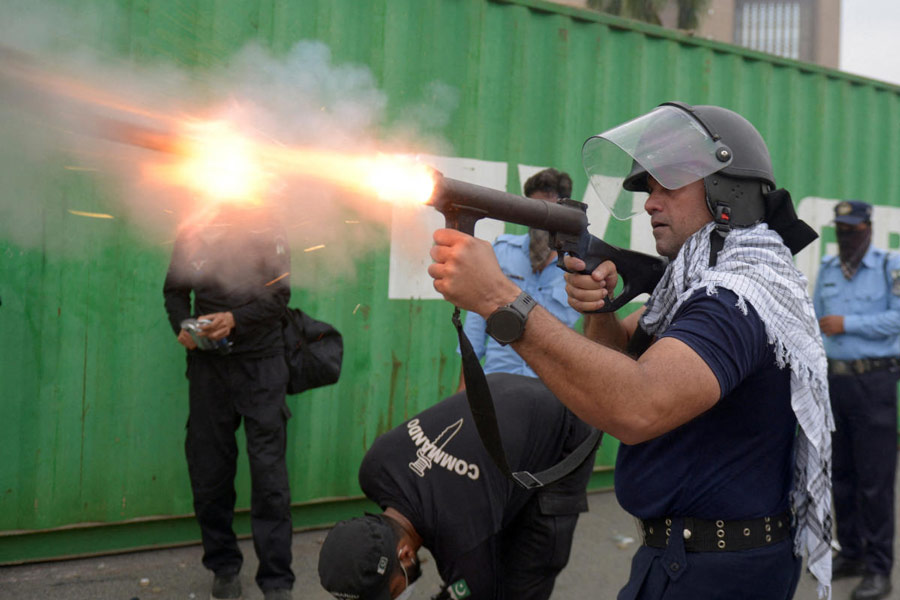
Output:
[509, 291, 537, 318]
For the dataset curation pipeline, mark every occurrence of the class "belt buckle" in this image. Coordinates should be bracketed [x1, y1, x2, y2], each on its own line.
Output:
[829, 360, 848, 376]
[511, 471, 543, 489]
[852, 359, 867, 374]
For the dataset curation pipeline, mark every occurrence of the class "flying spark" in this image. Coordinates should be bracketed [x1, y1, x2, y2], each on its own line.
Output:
[265, 272, 290, 287]
[68, 209, 114, 219]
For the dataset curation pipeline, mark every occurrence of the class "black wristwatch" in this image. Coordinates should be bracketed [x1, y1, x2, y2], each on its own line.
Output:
[486, 292, 536, 345]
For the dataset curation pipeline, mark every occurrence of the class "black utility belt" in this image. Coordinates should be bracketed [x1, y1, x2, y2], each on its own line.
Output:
[828, 357, 900, 376]
[640, 512, 791, 552]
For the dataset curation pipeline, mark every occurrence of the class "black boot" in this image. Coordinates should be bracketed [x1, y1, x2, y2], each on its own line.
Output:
[851, 573, 892, 600]
[211, 573, 243, 600]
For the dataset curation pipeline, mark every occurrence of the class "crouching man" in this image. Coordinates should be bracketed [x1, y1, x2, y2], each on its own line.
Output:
[318, 373, 598, 600]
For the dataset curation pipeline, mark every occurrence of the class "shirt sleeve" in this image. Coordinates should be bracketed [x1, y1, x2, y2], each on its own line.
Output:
[357, 436, 421, 528]
[660, 289, 769, 398]
[843, 253, 900, 339]
[162, 234, 193, 336]
[812, 258, 829, 318]
[433, 542, 499, 600]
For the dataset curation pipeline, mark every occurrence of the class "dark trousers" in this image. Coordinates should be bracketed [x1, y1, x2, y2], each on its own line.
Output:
[498, 442, 596, 600]
[185, 353, 294, 592]
[617, 537, 800, 600]
[829, 368, 899, 576]
[436, 438, 595, 600]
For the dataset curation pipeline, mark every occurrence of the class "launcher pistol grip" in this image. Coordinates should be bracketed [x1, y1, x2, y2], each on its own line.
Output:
[554, 231, 668, 313]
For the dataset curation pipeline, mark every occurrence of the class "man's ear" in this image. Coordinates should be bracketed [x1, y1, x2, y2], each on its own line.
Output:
[397, 543, 414, 563]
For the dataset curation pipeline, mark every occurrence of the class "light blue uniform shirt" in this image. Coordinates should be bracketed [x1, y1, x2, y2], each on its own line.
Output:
[812, 245, 900, 360]
[461, 233, 581, 377]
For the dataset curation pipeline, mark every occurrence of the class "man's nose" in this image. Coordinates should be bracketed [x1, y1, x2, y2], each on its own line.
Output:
[644, 192, 661, 214]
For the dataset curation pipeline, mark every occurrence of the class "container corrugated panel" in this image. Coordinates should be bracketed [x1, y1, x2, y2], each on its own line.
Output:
[1, 0, 899, 562]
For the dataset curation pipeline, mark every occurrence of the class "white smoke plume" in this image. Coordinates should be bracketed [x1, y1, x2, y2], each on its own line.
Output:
[0, 1, 458, 289]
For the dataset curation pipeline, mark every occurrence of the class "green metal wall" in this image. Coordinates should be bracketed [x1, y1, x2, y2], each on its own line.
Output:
[2, 0, 899, 563]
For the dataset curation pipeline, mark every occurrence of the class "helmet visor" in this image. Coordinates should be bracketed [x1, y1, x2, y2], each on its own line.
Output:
[582, 105, 732, 220]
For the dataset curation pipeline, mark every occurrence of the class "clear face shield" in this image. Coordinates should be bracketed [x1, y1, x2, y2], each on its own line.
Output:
[581, 104, 733, 220]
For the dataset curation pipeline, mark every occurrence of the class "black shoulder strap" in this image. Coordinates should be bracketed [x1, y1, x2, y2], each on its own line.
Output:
[452, 308, 602, 489]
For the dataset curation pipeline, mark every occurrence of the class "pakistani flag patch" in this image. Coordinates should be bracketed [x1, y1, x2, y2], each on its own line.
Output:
[449, 579, 471, 599]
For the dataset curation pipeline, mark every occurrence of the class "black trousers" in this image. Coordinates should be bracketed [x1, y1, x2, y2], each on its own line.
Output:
[829, 368, 899, 576]
[185, 353, 294, 592]
[497, 442, 596, 600]
[617, 537, 800, 600]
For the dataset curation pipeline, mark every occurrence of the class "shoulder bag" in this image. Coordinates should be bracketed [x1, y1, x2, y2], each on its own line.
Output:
[282, 307, 343, 395]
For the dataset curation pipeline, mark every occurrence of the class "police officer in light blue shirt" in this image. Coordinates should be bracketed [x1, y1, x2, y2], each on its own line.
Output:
[458, 168, 580, 389]
[813, 199, 900, 600]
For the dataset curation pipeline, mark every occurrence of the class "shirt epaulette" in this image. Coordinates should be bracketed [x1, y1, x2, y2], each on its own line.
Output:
[492, 233, 527, 249]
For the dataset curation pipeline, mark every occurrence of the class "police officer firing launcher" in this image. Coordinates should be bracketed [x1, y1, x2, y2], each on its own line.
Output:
[429, 102, 833, 599]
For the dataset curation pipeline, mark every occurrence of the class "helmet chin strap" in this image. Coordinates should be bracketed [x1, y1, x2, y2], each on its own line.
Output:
[704, 174, 770, 267]
[703, 177, 819, 267]
[708, 202, 732, 267]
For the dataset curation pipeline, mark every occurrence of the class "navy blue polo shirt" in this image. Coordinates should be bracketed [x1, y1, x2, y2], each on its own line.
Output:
[615, 288, 796, 521]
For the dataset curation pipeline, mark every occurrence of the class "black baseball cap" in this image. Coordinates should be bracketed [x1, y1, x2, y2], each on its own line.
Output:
[318, 514, 399, 600]
[834, 200, 873, 225]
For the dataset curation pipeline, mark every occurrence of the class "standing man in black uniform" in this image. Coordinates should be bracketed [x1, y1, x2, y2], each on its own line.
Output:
[317, 373, 598, 600]
[814, 200, 900, 600]
[163, 204, 294, 600]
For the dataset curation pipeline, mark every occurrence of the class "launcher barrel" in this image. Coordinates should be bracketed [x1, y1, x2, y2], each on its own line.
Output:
[426, 174, 588, 236]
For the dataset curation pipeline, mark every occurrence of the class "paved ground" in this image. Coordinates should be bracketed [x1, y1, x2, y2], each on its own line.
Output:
[2, 458, 899, 600]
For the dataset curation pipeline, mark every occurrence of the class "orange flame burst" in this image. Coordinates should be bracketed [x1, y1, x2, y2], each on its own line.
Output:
[260, 144, 437, 206]
[358, 154, 438, 205]
[141, 119, 437, 210]
[3, 51, 440, 211]
[143, 120, 270, 206]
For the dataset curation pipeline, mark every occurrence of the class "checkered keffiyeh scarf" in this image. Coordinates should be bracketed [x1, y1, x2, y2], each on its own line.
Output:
[639, 222, 835, 599]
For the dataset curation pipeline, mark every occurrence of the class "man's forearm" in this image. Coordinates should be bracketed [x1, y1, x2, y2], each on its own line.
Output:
[507, 306, 718, 445]
[163, 288, 192, 335]
[427, 228, 719, 443]
[582, 312, 630, 350]
[230, 285, 290, 328]
[509, 307, 642, 436]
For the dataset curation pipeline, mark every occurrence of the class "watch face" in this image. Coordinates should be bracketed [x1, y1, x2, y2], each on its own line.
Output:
[487, 308, 524, 345]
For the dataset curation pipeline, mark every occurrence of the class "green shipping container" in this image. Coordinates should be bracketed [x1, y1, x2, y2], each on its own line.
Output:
[1, 0, 899, 563]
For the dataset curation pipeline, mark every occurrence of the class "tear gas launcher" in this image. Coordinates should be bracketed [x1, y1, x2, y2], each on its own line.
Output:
[426, 173, 667, 312]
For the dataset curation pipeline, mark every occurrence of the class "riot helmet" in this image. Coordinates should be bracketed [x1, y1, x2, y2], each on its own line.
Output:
[582, 101, 815, 259]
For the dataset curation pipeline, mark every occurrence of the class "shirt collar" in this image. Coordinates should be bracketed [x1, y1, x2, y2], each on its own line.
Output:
[505, 233, 529, 248]
[860, 244, 879, 269]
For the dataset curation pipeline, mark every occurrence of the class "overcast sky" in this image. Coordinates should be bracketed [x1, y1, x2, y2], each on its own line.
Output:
[839, 0, 900, 86]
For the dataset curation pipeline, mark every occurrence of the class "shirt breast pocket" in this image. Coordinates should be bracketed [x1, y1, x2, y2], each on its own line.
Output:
[502, 270, 524, 283]
[543, 285, 576, 324]
[854, 282, 886, 306]
[817, 280, 841, 313]
[548, 284, 570, 308]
